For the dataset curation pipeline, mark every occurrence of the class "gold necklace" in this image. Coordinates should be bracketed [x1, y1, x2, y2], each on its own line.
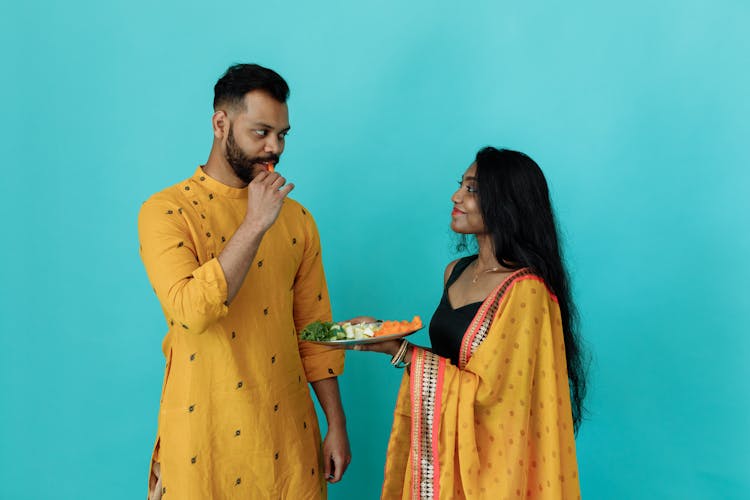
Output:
[472, 265, 504, 283]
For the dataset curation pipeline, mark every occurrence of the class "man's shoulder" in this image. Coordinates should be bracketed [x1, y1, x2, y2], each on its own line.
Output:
[141, 176, 193, 209]
[282, 197, 316, 221]
[279, 198, 323, 243]
[138, 176, 196, 225]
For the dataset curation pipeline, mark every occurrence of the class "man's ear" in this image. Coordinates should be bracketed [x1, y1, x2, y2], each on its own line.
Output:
[212, 110, 228, 140]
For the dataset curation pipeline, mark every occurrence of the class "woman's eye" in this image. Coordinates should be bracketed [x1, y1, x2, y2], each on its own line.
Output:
[456, 179, 476, 193]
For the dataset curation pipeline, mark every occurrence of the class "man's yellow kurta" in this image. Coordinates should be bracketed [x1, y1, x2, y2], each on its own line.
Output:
[138, 167, 344, 499]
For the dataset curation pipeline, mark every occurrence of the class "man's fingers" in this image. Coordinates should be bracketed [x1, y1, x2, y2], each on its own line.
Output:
[323, 450, 332, 479]
[264, 172, 282, 186]
[270, 175, 287, 190]
[337, 452, 351, 481]
[251, 170, 270, 184]
[278, 183, 295, 197]
[335, 456, 346, 482]
[329, 454, 344, 483]
[251, 171, 283, 186]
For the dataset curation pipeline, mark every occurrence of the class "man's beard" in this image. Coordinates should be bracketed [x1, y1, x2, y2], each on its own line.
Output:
[225, 126, 279, 184]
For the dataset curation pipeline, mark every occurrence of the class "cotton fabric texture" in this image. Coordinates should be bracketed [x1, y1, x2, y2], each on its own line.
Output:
[381, 269, 580, 499]
[138, 167, 344, 499]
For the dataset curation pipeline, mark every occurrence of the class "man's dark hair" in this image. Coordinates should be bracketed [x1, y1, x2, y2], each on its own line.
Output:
[213, 64, 289, 111]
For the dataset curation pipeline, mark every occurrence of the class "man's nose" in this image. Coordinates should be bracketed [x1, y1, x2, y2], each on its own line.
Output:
[265, 135, 282, 155]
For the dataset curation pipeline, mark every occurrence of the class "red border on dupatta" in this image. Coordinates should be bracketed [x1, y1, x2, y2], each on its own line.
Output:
[407, 268, 557, 498]
[410, 347, 446, 499]
[458, 268, 548, 369]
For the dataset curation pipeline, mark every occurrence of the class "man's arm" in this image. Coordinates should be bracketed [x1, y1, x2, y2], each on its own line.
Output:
[289, 207, 350, 481]
[311, 377, 351, 483]
[139, 171, 294, 333]
[218, 170, 294, 304]
[139, 196, 229, 332]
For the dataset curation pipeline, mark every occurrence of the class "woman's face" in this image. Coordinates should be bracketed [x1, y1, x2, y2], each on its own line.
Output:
[450, 163, 485, 234]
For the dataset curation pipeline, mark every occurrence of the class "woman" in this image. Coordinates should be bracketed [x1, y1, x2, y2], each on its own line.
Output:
[355, 147, 586, 499]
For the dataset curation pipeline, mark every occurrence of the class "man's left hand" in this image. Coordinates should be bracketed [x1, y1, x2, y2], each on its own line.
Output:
[322, 422, 351, 483]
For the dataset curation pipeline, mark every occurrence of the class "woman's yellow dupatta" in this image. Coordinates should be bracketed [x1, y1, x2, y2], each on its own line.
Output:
[382, 270, 581, 499]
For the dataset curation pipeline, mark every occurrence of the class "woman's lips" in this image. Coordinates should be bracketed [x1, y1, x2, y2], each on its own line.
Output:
[452, 208, 465, 217]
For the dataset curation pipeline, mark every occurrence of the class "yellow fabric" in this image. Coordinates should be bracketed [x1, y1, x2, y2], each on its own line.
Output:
[138, 167, 344, 499]
[382, 276, 580, 499]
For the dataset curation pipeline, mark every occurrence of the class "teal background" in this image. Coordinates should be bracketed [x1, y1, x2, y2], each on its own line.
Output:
[1, 0, 748, 498]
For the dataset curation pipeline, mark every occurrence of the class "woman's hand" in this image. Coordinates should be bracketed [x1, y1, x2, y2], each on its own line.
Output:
[352, 339, 402, 356]
[344, 315, 377, 325]
[340, 317, 415, 360]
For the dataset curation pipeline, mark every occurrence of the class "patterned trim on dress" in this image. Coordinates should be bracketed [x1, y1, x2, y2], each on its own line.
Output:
[410, 348, 446, 499]
[458, 268, 534, 370]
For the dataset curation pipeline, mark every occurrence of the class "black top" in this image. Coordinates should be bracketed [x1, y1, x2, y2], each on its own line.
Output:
[428, 255, 482, 366]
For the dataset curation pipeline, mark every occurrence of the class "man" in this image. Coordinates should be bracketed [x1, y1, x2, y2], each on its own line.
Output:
[138, 64, 350, 499]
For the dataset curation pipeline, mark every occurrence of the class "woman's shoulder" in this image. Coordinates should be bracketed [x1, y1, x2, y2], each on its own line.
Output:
[504, 268, 558, 303]
[443, 255, 478, 286]
[443, 258, 462, 285]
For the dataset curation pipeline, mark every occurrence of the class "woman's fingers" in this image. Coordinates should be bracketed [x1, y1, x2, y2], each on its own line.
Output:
[348, 316, 377, 324]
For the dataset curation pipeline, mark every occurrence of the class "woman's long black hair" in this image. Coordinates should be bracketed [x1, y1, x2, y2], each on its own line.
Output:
[474, 147, 587, 432]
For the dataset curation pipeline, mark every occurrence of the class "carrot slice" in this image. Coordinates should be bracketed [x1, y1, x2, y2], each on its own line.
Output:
[374, 316, 422, 336]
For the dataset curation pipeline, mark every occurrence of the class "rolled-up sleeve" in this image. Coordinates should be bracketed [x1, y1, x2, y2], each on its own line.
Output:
[138, 196, 229, 333]
[293, 211, 345, 382]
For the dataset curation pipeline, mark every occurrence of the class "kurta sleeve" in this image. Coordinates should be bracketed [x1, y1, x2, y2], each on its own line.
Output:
[292, 210, 345, 382]
[382, 277, 580, 499]
[138, 196, 229, 333]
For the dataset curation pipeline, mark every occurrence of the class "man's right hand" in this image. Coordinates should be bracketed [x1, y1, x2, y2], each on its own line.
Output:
[244, 170, 295, 233]
[219, 170, 295, 304]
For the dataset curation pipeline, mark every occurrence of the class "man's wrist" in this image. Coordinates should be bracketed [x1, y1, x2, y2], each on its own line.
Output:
[326, 416, 347, 429]
[238, 218, 268, 237]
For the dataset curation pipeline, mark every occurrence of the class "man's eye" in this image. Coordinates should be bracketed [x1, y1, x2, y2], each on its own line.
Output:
[254, 130, 268, 137]
[278, 131, 288, 140]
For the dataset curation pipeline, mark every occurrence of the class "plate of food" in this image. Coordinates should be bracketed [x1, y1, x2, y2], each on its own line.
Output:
[300, 316, 423, 346]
